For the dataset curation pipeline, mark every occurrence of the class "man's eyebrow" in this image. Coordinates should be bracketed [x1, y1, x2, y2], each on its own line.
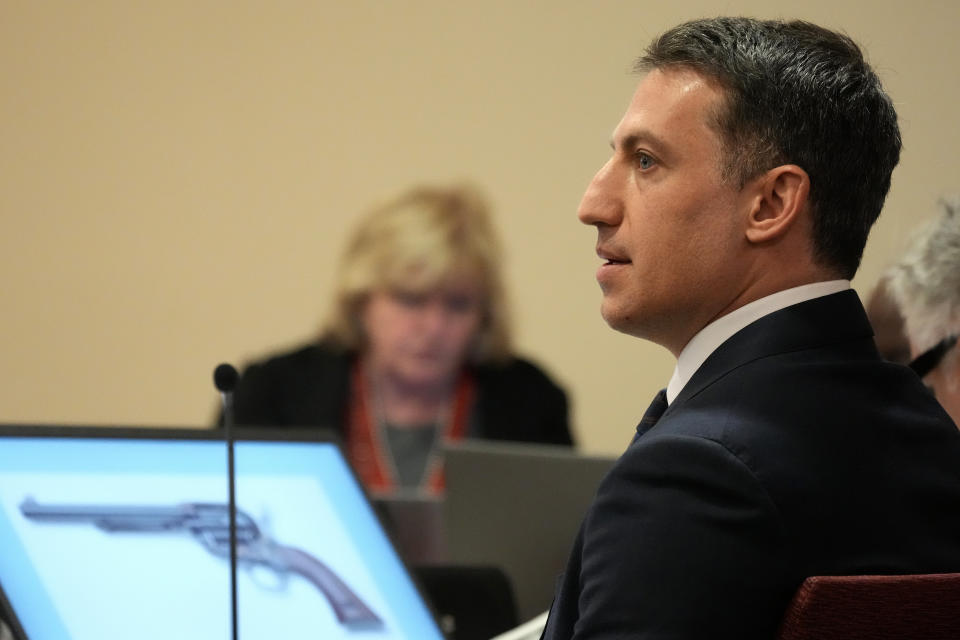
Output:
[609, 130, 669, 154]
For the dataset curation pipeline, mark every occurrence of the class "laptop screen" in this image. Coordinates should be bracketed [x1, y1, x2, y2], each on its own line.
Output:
[0, 426, 443, 640]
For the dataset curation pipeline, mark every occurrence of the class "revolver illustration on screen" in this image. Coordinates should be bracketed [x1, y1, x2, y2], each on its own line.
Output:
[19, 497, 383, 629]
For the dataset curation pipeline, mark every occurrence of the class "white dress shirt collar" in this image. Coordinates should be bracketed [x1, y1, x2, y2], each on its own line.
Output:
[665, 280, 851, 404]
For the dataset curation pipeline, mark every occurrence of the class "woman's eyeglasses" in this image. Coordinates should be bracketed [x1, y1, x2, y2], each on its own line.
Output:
[908, 335, 959, 378]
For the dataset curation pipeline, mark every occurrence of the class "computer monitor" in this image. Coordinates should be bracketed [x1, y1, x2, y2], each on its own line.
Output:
[0, 424, 444, 640]
[443, 440, 616, 621]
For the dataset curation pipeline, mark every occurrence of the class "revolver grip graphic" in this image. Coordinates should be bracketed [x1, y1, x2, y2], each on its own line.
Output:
[19, 497, 383, 629]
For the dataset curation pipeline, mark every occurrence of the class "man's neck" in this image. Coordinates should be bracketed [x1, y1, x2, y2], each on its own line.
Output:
[665, 279, 851, 403]
[665, 262, 844, 357]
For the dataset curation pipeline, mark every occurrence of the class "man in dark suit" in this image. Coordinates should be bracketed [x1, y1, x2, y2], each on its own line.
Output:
[542, 17, 960, 640]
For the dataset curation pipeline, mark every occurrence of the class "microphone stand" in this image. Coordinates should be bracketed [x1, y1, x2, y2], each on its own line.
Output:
[214, 364, 240, 640]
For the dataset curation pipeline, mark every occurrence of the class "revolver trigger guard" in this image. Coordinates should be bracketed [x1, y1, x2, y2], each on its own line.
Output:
[246, 563, 290, 593]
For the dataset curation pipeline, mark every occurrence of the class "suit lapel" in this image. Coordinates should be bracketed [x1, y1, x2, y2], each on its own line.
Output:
[671, 290, 876, 409]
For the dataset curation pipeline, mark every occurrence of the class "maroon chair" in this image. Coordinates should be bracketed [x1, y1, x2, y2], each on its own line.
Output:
[776, 574, 960, 640]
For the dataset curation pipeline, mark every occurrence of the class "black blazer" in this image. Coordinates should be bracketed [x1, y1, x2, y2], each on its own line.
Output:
[230, 341, 573, 446]
[542, 290, 960, 639]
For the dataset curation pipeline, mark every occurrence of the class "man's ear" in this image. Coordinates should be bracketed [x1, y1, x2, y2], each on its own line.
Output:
[744, 164, 810, 244]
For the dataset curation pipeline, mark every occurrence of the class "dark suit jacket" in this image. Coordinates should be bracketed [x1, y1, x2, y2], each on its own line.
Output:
[542, 290, 960, 639]
[230, 341, 573, 445]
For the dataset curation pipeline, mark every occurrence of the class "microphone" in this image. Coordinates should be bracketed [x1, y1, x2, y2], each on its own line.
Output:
[213, 362, 240, 640]
[214, 362, 239, 393]
[214, 363, 239, 427]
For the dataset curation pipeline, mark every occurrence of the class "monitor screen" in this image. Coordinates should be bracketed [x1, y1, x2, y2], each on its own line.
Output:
[0, 426, 442, 640]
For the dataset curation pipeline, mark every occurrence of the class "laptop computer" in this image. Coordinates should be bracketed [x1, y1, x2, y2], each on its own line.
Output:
[372, 494, 446, 565]
[442, 440, 617, 621]
[0, 424, 444, 640]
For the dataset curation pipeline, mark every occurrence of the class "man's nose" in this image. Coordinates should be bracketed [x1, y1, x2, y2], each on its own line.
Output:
[577, 158, 623, 227]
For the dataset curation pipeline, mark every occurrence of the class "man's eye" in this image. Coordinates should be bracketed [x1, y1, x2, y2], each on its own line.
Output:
[636, 152, 656, 170]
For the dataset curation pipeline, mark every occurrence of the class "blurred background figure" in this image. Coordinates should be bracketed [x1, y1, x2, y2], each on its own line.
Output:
[229, 184, 573, 495]
[865, 275, 911, 365]
[887, 197, 960, 425]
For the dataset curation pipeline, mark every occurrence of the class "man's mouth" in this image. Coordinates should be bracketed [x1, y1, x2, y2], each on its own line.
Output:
[597, 248, 630, 265]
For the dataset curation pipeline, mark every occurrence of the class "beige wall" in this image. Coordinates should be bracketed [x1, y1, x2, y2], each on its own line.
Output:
[1, 1, 957, 454]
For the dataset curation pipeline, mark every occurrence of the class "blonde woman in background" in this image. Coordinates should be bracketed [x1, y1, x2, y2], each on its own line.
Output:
[230, 184, 572, 496]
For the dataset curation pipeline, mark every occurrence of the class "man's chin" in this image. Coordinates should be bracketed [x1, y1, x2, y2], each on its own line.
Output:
[600, 303, 647, 339]
[600, 302, 631, 331]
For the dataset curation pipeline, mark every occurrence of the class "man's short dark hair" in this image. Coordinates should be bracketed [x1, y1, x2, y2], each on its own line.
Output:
[636, 17, 902, 279]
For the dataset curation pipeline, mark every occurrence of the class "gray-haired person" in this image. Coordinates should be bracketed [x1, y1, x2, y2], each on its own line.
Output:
[887, 198, 960, 426]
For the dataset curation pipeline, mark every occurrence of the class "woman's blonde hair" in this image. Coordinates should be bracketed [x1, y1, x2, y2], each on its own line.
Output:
[324, 184, 512, 363]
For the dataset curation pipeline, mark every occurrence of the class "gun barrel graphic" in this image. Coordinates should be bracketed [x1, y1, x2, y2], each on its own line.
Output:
[19, 497, 382, 629]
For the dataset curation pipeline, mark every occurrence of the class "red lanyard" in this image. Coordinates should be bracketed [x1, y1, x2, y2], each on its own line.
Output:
[346, 361, 474, 496]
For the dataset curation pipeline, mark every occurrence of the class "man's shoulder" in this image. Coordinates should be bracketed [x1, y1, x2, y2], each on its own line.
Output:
[649, 348, 960, 495]
[676, 289, 875, 405]
[668, 348, 934, 434]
